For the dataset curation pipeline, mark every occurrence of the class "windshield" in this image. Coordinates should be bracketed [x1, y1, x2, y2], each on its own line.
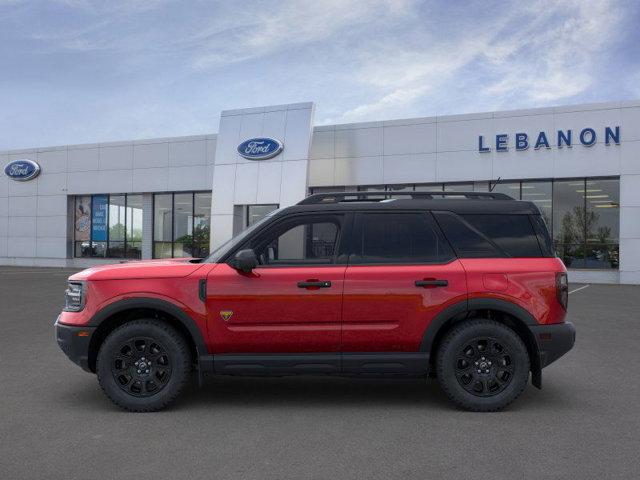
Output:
[203, 208, 282, 263]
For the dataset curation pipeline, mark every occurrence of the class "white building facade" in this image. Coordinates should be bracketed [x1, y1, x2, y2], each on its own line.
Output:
[2, 100, 639, 284]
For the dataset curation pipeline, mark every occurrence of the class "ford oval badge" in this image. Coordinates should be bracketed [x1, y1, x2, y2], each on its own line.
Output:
[4, 159, 41, 181]
[237, 138, 283, 160]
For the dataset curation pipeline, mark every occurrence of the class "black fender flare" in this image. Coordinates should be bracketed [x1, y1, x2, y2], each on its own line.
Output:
[419, 297, 542, 387]
[88, 297, 208, 357]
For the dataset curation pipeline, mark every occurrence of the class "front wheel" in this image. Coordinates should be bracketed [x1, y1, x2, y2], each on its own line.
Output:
[96, 320, 191, 412]
[436, 319, 530, 412]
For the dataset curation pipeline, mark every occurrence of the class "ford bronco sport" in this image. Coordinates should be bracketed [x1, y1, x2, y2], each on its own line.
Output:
[55, 191, 575, 412]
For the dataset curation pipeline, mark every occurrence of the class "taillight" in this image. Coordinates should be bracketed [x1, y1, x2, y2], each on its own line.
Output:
[556, 272, 568, 310]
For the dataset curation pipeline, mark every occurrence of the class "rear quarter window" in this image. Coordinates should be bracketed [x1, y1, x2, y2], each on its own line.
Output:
[460, 214, 543, 257]
[434, 212, 546, 258]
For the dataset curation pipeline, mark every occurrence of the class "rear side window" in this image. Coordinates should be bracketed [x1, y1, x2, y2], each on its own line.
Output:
[433, 212, 501, 258]
[461, 214, 542, 257]
[352, 212, 454, 264]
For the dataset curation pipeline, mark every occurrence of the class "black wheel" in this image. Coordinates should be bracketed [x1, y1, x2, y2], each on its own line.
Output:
[96, 320, 191, 412]
[436, 319, 529, 412]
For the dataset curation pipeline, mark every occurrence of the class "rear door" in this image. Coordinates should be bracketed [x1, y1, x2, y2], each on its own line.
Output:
[341, 211, 467, 355]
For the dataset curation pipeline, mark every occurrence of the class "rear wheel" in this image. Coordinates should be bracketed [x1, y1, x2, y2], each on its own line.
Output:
[96, 319, 191, 412]
[436, 319, 529, 412]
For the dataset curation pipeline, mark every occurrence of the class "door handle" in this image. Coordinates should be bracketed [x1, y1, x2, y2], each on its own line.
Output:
[297, 280, 332, 289]
[415, 279, 448, 288]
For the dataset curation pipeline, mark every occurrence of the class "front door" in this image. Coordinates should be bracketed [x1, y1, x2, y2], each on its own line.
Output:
[206, 213, 347, 355]
[341, 212, 467, 355]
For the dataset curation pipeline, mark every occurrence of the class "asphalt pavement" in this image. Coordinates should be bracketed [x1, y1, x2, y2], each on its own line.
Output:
[1, 267, 639, 479]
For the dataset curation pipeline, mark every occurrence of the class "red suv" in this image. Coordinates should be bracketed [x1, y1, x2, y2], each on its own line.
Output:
[55, 191, 575, 412]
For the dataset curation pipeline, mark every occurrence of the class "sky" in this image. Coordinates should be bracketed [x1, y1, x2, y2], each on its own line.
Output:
[1, 0, 639, 150]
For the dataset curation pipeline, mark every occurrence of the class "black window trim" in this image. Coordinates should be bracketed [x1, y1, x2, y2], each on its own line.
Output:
[347, 210, 457, 267]
[225, 212, 350, 268]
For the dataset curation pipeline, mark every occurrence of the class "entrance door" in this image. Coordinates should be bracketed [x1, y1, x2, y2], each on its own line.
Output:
[206, 213, 348, 356]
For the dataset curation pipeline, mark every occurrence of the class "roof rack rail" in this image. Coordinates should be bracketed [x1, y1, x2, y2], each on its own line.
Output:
[298, 191, 513, 205]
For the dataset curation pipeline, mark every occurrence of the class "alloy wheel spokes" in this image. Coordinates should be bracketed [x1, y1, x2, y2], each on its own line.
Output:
[454, 337, 514, 397]
[111, 336, 172, 398]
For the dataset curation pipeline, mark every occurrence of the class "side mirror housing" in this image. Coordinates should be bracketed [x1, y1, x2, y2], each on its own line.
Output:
[230, 249, 258, 273]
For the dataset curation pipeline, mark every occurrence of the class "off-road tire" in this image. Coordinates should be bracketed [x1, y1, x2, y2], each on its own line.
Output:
[436, 319, 530, 412]
[96, 319, 191, 412]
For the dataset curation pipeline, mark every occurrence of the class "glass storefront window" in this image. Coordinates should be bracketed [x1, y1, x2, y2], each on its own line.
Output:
[473, 182, 489, 192]
[443, 183, 473, 192]
[522, 181, 552, 229]
[584, 178, 620, 269]
[153, 192, 212, 259]
[108, 195, 125, 258]
[194, 193, 212, 258]
[247, 204, 278, 227]
[126, 195, 143, 259]
[173, 193, 193, 257]
[553, 179, 586, 246]
[414, 184, 443, 191]
[490, 181, 521, 200]
[153, 194, 172, 259]
[74, 193, 144, 259]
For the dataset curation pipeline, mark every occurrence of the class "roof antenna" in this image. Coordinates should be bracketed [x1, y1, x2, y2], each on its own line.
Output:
[489, 177, 501, 192]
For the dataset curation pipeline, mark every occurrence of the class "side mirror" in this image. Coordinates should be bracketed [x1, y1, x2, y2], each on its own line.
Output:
[231, 249, 258, 273]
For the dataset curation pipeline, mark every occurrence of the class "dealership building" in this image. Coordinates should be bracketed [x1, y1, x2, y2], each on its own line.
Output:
[1, 100, 639, 284]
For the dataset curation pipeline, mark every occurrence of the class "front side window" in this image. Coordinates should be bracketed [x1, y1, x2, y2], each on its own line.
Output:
[248, 216, 341, 266]
[352, 212, 453, 264]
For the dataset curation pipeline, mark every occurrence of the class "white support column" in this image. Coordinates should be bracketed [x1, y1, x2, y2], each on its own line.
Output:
[619, 173, 640, 283]
[210, 102, 315, 250]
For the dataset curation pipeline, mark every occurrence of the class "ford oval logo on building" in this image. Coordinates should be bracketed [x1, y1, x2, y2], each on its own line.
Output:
[4, 159, 41, 181]
[237, 138, 283, 160]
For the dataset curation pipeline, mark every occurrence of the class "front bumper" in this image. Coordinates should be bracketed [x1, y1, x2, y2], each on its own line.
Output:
[531, 321, 576, 368]
[55, 316, 96, 373]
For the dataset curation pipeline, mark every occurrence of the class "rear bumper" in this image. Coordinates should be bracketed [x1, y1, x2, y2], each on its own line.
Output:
[530, 321, 576, 368]
[55, 316, 96, 373]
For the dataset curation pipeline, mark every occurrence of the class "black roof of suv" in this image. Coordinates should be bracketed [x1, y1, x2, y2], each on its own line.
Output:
[289, 191, 541, 215]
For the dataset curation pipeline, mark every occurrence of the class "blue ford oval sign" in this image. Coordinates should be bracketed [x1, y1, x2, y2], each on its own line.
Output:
[237, 138, 283, 160]
[4, 159, 41, 181]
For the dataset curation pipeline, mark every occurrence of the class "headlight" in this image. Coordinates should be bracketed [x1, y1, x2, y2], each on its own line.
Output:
[64, 282, 85, 312]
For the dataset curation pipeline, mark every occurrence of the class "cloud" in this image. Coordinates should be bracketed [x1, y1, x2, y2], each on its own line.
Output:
[190, 0, 415, 70]
[334, 0, 627, 122]
[481, 0, 622, 104]
[0, 0, 635, 149]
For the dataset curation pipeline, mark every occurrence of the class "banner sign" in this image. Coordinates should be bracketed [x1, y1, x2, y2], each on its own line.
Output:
[91, 195, 108, 242]
[74, 196, 91, 242]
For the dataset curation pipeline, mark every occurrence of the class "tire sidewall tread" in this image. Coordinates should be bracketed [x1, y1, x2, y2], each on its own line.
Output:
[436, 319, 530, 412]
[96, 319, 191, 412]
